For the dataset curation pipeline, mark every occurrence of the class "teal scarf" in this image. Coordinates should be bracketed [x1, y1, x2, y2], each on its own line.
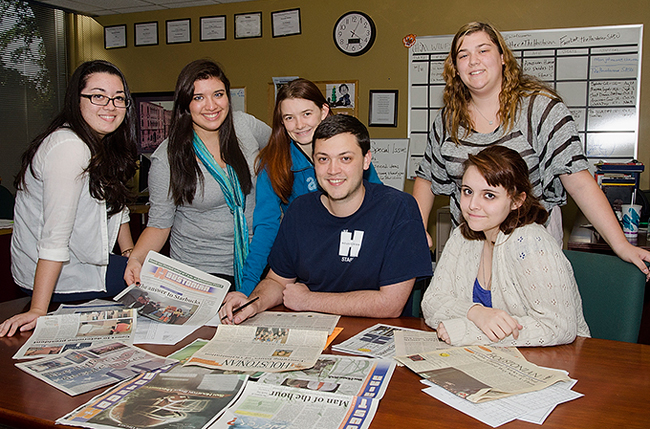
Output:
[192, 132, 248, 291]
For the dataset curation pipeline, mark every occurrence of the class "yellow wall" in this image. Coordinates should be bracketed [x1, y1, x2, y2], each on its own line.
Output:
[77, 0, 650, 244]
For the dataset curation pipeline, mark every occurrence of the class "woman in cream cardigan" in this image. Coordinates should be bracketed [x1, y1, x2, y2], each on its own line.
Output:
[421, 146, 590, 347]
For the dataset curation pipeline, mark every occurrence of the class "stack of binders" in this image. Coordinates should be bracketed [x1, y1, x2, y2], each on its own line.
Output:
[595, 160, 644, 211]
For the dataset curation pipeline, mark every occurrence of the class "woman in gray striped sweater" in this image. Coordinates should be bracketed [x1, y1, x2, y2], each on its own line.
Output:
[413, 21, 650, 278]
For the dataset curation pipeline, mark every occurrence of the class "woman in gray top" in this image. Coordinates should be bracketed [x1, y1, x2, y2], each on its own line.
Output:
[125, 60, 270, 290]
[413, 22, 650, 278]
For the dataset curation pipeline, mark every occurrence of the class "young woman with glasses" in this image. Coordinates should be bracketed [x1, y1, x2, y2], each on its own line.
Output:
[1, 60, 138, 337]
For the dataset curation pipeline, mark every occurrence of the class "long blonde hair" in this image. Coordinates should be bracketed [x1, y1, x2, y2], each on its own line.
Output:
[442, 22, 561, 143]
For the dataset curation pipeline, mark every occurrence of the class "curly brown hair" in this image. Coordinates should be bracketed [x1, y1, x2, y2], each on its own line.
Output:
[442, 22, 561, 144]
[460, 146, 548, 241]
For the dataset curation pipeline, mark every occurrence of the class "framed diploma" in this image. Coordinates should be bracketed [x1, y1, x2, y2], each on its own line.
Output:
[234, 12, 262, 39]
[134, 21, 158, 46]
[271, 8, 301, 38]
[369, 90, 399, 127]
[104, 25, 126, 49]
[200, 15, 226, 41]
[166, 18, 191, 44]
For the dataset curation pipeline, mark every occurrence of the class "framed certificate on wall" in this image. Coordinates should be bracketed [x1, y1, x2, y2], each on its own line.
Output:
[235, 12, 262, 39]
[200, 15, 226, 41]
[166, 18, 191, 44]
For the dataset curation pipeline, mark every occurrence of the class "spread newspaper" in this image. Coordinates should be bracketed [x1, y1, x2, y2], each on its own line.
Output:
[208, 382, 380, 429]
[16, 341, 177, 396]
[13, 309, 137, 360]
[57, 370, 248, 429]
[240, 311, 340, 335]
[114, 250, 230, 326]
[395, 345, 571, 403]
[332, 323, 423, 358]
[185, 324, 328, 372]
[256, 354, 396, 399]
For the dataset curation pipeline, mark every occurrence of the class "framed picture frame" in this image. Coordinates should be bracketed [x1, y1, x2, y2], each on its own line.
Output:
[234, 12, 262, 39]
[166, 18, 191, 44]
[369, 90, 399, 127]
[104, 24, 126, 49]
[132, 92, 175, 154]
[134, 21, 158, 46]
[271, 8, 301, 38]
[200, 15, 226, 41]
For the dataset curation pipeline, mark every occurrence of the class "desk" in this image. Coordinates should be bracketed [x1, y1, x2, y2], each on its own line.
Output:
[1, 298, 649, 429]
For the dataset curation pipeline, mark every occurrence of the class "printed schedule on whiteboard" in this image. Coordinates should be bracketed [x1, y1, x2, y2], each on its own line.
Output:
[408, 25, 643, 172]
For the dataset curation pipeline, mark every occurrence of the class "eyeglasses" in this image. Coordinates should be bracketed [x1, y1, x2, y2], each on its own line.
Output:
[80, 94, 131, 108]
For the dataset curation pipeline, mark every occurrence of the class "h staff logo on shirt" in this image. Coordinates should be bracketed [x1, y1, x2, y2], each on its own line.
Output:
[339, 230, 364, 262]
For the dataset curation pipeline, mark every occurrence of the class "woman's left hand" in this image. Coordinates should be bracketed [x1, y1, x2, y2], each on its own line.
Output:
[467, 305, 523, 342]
[0, 309, 47, 337]
[611, 240, 650, 281]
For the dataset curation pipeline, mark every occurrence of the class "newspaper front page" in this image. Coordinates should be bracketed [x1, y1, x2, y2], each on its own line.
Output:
[16, 341, 177, 396]
[13, 309, 137, 360]
[208, 382, 379, 429]
[332, 323, 422, 358]
[241, 311, 340, 335]
[186, 325, 327, 372]
[256, 354, 395, 399]
[57, 370, 247, 429]
[395, 346, 570, 402]
[115, 251, 230, 326]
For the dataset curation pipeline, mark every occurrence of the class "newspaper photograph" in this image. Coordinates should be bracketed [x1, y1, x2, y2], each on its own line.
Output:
[332, 323, 423, 358]
[13, 309, 137, 360]
[395, 346, 571, 403]
[241, 311, 340, 335]
[256, 354, 395, 399]
[185, 325, 327, 372]
[208, 382, 379, 429]
[57, 370, 247, 429]
[114, 251, 230, 326]
[16, 341, 177, 396]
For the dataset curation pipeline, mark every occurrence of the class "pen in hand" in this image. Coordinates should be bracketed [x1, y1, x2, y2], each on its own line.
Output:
[221, 296, 259, 321]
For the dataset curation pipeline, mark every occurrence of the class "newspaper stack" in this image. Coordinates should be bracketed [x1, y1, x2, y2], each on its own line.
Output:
[395, 345, 584, 426]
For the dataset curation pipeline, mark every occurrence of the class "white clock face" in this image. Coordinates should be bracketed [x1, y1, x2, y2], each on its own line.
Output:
[334, 12, 376, 56]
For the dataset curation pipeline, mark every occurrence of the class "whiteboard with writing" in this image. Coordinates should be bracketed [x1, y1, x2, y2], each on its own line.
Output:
[408, 25, 643, 171]
[370, 139, 409, 190]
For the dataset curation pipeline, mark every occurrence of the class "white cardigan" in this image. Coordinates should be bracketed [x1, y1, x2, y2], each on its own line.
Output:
[422, 223, 590, 347]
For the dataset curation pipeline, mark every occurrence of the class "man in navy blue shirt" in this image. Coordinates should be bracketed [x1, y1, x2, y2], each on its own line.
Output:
[220, 115, 432, 323]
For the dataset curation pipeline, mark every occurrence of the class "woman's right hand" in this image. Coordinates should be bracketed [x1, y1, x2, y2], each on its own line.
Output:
[0, 309, 47, 337]
[124, 258, 143, 285]
[219, 291, 256, 325]
[467, 305, 523, 342]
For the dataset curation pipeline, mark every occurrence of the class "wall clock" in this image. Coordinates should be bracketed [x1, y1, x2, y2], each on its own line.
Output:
[333, 11, 376, 56]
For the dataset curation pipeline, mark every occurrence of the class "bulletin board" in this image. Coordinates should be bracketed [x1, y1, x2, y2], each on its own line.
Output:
[408, 25, 643, 173]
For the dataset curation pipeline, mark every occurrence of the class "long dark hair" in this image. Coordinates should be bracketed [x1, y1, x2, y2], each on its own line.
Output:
[460, 146, 548, 240]
[256, 78, 332, 204]
[168, 59, 251, 205]
[443, 22, 561, 143]
[15, 60, 137, 216]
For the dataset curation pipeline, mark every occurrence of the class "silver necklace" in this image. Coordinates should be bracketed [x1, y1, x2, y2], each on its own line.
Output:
[472, 101, 495, 125]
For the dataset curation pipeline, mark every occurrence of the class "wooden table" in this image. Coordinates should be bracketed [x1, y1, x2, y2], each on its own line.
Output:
[1, 297, 649, 428]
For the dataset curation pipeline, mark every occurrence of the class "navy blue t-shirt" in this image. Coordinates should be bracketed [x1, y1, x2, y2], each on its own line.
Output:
[268, 181, 433, 292]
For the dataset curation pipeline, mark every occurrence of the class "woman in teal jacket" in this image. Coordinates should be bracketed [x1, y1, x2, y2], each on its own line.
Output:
[240, 79, 381, 295]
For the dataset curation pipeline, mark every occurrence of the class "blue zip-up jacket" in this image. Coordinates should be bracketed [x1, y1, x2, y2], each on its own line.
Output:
[240, 141, 381, 295]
